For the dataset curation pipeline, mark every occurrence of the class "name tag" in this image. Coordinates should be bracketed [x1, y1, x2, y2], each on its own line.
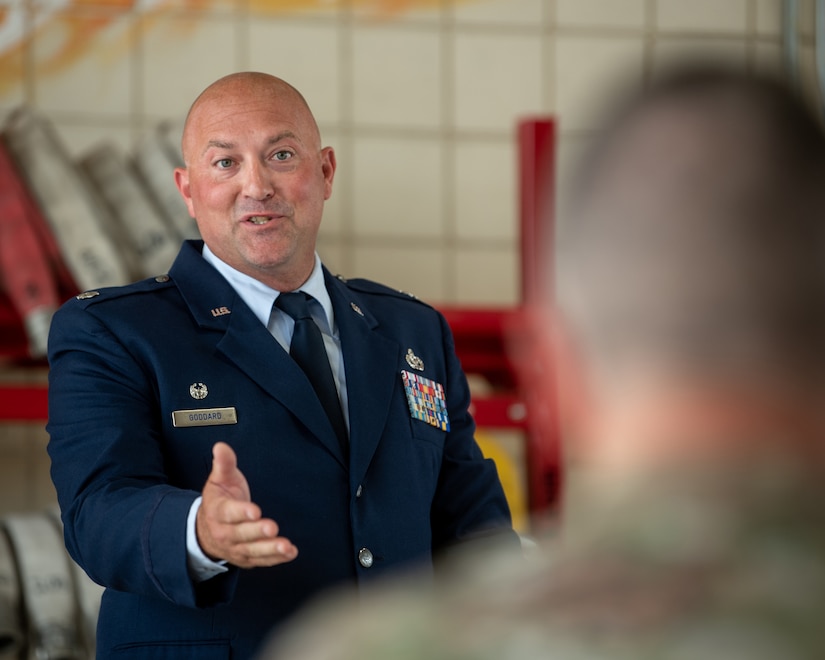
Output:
[172, 407, 238, 428]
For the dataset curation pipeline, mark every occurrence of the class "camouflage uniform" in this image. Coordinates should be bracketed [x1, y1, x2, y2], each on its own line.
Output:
[265, 461, 825, 660]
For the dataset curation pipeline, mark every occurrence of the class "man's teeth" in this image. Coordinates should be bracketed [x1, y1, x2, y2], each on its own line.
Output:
[249, 216, 270, 225]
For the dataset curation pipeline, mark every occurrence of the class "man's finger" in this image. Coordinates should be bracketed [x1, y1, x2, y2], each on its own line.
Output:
[210, 441, 238, 482]
[212, 497, 263, 526]
[227, 537, 299, 568]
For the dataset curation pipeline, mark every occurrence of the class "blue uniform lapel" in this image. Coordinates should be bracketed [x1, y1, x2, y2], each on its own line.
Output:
[216, 308, 348, 467]
[170, 241, 347, 468]
[324, 271, 400, 486]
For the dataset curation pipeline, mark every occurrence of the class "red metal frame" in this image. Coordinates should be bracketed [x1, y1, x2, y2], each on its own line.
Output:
[519, 118, 556, 305]
[438, 117, 561, 514]
[0, 383, 48, 421]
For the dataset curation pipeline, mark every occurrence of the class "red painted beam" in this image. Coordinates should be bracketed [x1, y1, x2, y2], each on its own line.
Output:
[0, 384, 48, 421]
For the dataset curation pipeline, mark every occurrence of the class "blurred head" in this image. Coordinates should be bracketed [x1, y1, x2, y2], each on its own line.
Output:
[174, 72, 336, 291]
[554, 67, 825, 470]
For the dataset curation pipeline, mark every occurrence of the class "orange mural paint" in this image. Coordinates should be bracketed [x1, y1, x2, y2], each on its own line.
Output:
[0, 0, 476, 96]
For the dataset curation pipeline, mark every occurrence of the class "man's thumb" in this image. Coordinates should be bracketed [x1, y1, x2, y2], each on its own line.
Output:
[210, 441, 238, 483]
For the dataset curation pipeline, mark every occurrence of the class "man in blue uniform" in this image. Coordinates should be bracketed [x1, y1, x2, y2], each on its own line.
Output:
[46, 72, 516, 659]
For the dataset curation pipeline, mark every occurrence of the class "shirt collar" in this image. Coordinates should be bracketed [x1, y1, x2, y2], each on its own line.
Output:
[201, 244, 335, 334]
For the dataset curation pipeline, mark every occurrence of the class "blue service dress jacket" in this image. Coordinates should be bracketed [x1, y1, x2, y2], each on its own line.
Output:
[46, 240, 516, 659]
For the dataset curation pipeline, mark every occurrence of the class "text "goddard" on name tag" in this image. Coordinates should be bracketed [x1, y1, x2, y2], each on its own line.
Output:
[172, 407, 238, 428]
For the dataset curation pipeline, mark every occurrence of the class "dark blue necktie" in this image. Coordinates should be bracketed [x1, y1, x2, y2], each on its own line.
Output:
[275, 292, 348, 454]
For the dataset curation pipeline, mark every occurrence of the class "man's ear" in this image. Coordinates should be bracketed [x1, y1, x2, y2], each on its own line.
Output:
[174, 167, 196, 219]
[320, 147, 336, 201]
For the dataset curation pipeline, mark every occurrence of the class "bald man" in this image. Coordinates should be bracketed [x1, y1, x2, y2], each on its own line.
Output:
[46, 72, 515, 659]
[264, 67, 825, 659]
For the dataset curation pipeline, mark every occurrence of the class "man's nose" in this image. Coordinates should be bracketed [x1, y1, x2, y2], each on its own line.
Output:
[242, 160, 274, 200]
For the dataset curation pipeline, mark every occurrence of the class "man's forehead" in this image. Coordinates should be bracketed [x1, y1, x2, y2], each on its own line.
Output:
[183, 92, 319, 158]
[190, 91, 301, 128]
[201, 131, 301, 151]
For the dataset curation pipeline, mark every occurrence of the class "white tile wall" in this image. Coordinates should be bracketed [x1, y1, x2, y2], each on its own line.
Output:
[453, 31, 544, 133]
[754, 0, 783, 35]
[454, 139, 517, 242]
[554, 34, 645, 132]
[272, 0, 344, 18]
[139, 14, 238, 120]
[556, 0, 646, 30]
[797, 0, 815, 39]
[455, 247, 519, 305]
[452, 0, 545, 26]
[353, 0, 441, 23]
[352, 135, 444, 239]
[353, 243, 447, 301]
[656, 0, 749, 34]
[352, 25, 442, 129]
[0, 430, 54, 514]
[248, 19, 342, 126]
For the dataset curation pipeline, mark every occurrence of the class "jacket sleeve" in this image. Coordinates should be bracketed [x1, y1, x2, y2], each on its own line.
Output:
[46, 300, 238, 609]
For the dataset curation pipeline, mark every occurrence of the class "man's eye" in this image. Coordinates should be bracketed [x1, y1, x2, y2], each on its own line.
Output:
[273, 150, 293, 162]
[216, 158, 233, 169]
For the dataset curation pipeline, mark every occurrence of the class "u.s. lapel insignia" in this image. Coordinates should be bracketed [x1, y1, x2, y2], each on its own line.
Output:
[350, 302, 364, 316]
[190, 383, 208, 400]
[405, 348, 424, 371]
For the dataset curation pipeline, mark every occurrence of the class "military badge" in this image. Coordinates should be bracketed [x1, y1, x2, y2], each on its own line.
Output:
[401, 370, 450, 432]
[405, 348, 424, 371]
[189, 383, 208, 400]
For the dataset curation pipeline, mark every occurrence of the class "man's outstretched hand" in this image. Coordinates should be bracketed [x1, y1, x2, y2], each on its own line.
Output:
[197, 441, 298, 568]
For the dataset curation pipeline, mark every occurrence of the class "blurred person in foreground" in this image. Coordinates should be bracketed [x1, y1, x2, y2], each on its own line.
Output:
[46, 72, 516, 659]
[263, 66, 825, 659]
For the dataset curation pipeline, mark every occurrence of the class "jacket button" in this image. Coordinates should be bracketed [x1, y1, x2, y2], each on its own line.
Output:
[358, 547, 374, 568]
[355, 485, 363, 498]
